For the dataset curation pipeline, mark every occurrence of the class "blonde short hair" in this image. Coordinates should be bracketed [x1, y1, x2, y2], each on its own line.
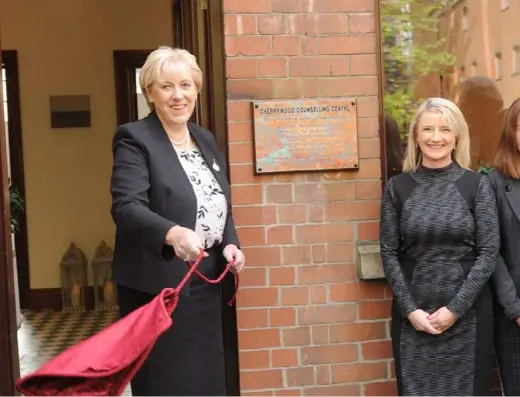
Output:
[402, 97, 471, 172]
[139, 46, 203, 110]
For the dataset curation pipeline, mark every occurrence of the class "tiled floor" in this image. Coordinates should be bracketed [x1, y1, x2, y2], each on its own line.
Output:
[18, 308, 132, 396]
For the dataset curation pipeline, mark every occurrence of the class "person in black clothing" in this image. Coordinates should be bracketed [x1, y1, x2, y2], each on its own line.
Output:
[380, 97, 499, 395]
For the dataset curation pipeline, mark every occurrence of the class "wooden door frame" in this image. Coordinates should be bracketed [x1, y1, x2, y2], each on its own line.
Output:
[0, 42, 22, 396]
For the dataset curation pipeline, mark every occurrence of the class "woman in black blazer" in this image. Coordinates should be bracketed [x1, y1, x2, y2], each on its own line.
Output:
[488, 98, 520, 396]
[110, 46, 245, 396]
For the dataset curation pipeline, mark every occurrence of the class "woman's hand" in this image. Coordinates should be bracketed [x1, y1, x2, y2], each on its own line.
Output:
[407, 309, 442, 335]
[165, 226, 207, 261]
[428, 307, 457, 332]
[223, 244, 245, 274]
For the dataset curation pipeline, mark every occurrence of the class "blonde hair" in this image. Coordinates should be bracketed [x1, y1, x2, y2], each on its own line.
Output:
[139, 46, 203, 110]
[402, 97, 471, 172]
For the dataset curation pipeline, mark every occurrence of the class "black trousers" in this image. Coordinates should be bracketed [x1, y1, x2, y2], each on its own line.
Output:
[117, 252, 226, 396]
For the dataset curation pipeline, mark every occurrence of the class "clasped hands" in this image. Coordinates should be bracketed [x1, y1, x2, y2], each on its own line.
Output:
[165, 226, 245, 274]
[407, 307, 457, 335]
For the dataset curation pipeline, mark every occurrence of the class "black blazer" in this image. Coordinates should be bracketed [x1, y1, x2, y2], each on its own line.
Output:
[110, 111, 239, 295]
[489, 169, 520, 319]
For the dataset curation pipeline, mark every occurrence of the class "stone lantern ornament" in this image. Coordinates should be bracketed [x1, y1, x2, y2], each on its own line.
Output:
[60, 243, 88, 312]
[91, 240, 117, 311]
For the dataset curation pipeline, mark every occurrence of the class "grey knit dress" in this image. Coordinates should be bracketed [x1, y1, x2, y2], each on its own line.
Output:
[380, 162, 499, 396]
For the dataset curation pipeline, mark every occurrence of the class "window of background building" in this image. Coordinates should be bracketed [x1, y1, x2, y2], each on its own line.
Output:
[495, 53, 503, 80]
[513, 46, 520, 75]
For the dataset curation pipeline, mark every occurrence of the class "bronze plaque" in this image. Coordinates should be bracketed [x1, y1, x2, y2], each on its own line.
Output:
[252, 99, 359, 173]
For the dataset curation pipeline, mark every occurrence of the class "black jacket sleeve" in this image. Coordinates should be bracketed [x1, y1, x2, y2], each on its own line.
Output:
[110, 126, 176, 254]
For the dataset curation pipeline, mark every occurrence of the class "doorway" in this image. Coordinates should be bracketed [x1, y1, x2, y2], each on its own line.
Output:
[0, 0, 237, 395]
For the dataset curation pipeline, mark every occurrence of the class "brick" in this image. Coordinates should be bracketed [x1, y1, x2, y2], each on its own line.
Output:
[329, 322, 387, 343]
[349, 13, 375, 33]
[289, 56, 348, 77]
[286, 367, 315, 387]
[351, 54, 378, 76]
[355, 181, 382, 200]
[258, 58, 287, 78]
[311, 325, 329, 344]
[273, 79, 303, 99]
[237, 308, 269, 328]
[271, 348, 299, 367]
[266, 184, 294, 203]
[364, 381, 398, 396]
[319, 34, 376, 55]
[239, 328, 281, 349]
[324, 201, 381, 221]
[359, 138, 381, 159]
[357, 117, 379, 138]
[267, 225, 294, 244]
[228, 122, 253, 143]
[226, 36, 271, 56]
[243, 391, 274, 397]
[240, 350, 271, 369]
[304, 384, 361, 396]
[331, 362, 387, 383]
[233, 205, 277, 226]
[320, 76, 378, 97]
[227, 79, 274, 100]
[230, 164, 275, 184]
[272, 36, 301, 56]
[315, 0, 374, 12]
[278, 204, 307, 224]
[288, 14, 348, 35]
[227, 58, 257, 79]
[357, 221, 380, 240]
[302, 36, 319, 56]
[295, 223, 354, 244]
[303, 78, 320, 97]
[240, 267, 268, 287]
[357, 96, 379, 117]
[327, 242, 354, 263]
[259, 15, 287, 34]
[282, 327, 311, 346]
[275, 390, 302, 396]
[270, 307, 297, 327]
[310, 285, 327, 304]
[358, 300, 392, 320]
[294, 182, 354, 202]
[237, 226, 266, 246]
[282, 246, 312, 265]
[232, 185, 263, 204]
[301, 344, 358, 365]
[312, 244, 327, 263]
[298, 304, 357, 325]
[241, 246, 281, 266]
[298, 264, 356, 284]
[329, 282, 386, 302]
[224, 15, 257, 35]
[269, 266, 296, 285]
[361, 340, 393, 360]
[223, 0, 271, 13]
[239, 287, 279, 307]
[227, 101, 253, 121]
[240, 369, 284, 390]
[281, 286, 310, 305]
[272, 0, 301, 12]
[229, 142, 254, 163]
[316, 365, 331, 385]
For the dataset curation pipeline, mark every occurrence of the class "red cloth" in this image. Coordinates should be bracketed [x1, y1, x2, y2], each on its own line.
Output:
[15, 251, 238, 396]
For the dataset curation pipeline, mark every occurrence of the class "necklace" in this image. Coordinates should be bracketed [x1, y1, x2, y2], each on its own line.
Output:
[169, 128, 190, 152]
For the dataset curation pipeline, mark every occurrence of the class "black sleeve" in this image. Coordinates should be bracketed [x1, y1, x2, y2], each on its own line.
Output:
[110, 126, 176, 254]
[380, 179, 418, 316]
[446, 176, 499, 317]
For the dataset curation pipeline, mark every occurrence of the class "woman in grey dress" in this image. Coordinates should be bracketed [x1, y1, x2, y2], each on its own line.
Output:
[380, 98, 499, 396]
[488, 98, 520, 396]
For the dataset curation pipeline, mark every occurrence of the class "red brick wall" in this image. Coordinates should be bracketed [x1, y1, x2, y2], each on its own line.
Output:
[223, 0, 396, 395]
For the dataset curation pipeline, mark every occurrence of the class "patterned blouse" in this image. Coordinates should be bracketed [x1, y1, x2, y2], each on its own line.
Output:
[175, 146, 228, 249]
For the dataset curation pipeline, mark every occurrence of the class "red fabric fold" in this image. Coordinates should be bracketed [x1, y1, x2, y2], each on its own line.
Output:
[15, 251, 238, 396]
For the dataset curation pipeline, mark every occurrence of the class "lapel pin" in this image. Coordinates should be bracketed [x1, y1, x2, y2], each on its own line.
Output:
[212, 159, 220, 172]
